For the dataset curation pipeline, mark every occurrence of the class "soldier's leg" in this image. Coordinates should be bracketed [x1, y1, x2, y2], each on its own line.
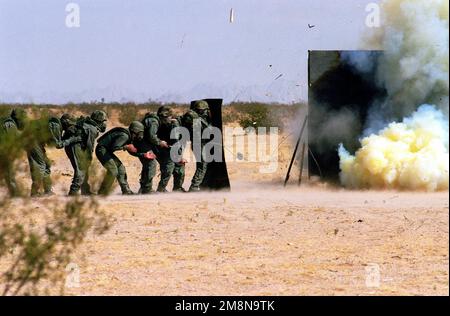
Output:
[66, 146, 83, 195]
[189, 161, 208, 192]
[27, 151, 43, 196]
[1, 160, 20, 197]
[98, 158, 119, 196]
[80, 152, 93, 195]
[96, 147, 119, 196]
[172, 163, 186, 191]
[42, 149, 53, 194]
[156, 153, 175, 192]
[139, 158, 156, 194]
[113, 155, 133, 195]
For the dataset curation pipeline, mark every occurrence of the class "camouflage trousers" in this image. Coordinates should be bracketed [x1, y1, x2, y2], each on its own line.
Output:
[189, 161, 208, 191]
[0, 158, 19, 197]
[138, 148, 185, 193]
[96, 146, 132, 195]
[65, 144, 93, 195]
[27, 144, 52, 196]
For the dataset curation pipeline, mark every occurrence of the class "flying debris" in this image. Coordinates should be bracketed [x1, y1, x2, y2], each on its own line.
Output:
[308, 24, 315, 28]
[229, 8, 234, 23]
[180, 33, 186, 49]
[274, 74, 283, 80]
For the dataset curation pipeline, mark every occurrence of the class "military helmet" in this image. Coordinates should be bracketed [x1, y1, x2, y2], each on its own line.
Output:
[91, 110, 108, 123]
[192, 100, 209, 112]
[157, 106, 173, 118]
[129, 121, 145, 134]
[60, 113, 77, 126]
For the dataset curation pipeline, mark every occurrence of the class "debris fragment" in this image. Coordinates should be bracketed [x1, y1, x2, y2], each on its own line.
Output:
[229, 8, 234, 23]
[180, 33, 186, 49]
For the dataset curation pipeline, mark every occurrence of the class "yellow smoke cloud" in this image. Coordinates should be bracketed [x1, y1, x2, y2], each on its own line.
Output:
[339, 105, 449, 191]
[339, 0, 449, 191]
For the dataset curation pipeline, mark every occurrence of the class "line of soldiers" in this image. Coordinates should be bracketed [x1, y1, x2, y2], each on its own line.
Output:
[0, 100, 213, 197]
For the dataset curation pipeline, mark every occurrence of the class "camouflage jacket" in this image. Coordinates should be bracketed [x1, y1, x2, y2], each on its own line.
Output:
[48, 117, 82, 149]
[96, 127, 131, 153]
[77, 117, 101, 153]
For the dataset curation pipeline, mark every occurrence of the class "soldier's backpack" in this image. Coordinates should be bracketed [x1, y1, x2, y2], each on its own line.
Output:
[97, 127, 130, 145]
[48, 116, 63, 145]
[142, 112, 159, 129]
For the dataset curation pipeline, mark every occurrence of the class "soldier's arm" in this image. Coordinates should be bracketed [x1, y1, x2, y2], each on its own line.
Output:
[146, 118, 161, 146]
[55, 135, 82, 149]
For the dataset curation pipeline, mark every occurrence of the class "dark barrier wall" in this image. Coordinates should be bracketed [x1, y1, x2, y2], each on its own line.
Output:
[308, 51, 385, 182]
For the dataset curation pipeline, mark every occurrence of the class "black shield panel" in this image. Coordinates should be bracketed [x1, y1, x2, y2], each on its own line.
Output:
[190, 98, 231, 191]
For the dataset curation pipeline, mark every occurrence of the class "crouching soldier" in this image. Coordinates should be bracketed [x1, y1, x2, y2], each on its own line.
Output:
[95, 121, 145, 196]
[65, 111, 107, 196]
[0, 108, 28, 196]
[140, 106, 187, 193]
[26, 115, 82, 197]
[182, 100, 212, 192]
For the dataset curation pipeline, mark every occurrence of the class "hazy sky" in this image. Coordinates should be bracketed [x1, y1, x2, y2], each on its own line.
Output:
[0, 0, 379, 104]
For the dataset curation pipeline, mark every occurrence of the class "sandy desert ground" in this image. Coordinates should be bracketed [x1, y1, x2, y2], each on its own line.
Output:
[1, 129, 449, 296]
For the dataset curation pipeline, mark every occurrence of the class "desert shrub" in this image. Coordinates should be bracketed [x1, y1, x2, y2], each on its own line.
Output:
[0, 197, 111, 295]
[0, 105, 13, 118]
[0, 112, 111, 295]
[233, 102, 279, 133]
[117, 103, 139, 126]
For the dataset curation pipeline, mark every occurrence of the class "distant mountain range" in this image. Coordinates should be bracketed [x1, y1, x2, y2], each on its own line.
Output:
[0, 79, 306, 105]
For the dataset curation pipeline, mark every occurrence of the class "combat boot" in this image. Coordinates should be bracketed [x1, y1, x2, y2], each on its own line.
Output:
[138, 188, 154, 195]
[121, 185, 134, 195]
[188, 186, 201, 193]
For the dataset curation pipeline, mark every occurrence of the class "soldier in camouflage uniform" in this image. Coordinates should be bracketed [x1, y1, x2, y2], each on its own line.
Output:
[171, 115, 187, 192]
[65, 111, 107, 196]
[26, 115, 82, 197]
[139, 106, 187, 193]
[182, 100, 212, 192]
[0, 108, 28, 196]
[95, 121, 145, 195]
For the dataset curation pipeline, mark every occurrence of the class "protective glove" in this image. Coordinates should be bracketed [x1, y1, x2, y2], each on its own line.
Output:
[124, 144, 138, 153]
[143, 151, 156, 160]
[159, 140, 169, 148]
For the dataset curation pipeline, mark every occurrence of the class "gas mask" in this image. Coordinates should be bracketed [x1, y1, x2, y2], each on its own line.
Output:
[132, 131, 144, 142]
[197, 109, 211, 121]
[98, 120, 107, 133]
